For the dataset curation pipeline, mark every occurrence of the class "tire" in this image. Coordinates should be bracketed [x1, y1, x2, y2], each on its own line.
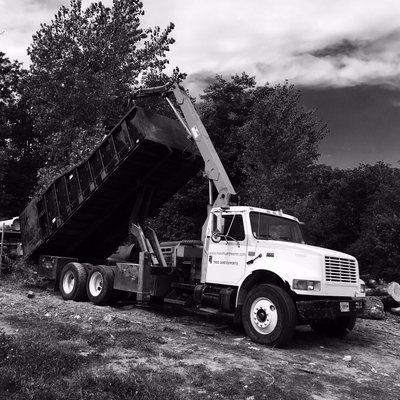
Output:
[310, 316, 356, 337]
[86, 265, 114, 305]
[59, 262, 87, 301]
[242, 284, 297, 347]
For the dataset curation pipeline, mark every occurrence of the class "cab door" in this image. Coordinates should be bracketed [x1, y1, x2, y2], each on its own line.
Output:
[205, 212, 247, 285]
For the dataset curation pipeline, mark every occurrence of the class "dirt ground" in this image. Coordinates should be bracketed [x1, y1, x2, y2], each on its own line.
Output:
[0, 277, 399, 400]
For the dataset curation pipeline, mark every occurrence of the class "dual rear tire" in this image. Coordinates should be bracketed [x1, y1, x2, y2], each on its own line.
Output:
[59, 263, 114, 305]
[60, 263, 87, 301]
[86, 266, 114, 305]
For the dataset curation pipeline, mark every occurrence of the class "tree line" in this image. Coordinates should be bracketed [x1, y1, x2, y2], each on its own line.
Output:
[1, 0, 399, 280]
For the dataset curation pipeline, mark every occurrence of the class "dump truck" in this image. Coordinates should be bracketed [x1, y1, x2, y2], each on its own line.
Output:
[20, 82, 365, 346]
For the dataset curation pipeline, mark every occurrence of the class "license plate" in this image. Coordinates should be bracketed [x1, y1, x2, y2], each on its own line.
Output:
[340, 302, 350, 312]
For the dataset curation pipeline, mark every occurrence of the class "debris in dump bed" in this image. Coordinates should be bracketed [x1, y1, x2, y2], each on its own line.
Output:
[27, 291, 35, 299]
[360, 296, 385, 320]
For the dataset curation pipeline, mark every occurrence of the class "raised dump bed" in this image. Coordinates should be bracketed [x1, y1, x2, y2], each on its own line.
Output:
[20, 106, 202, 261]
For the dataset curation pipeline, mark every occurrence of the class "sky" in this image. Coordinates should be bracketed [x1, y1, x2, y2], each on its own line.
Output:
[1, 0, 400, 168]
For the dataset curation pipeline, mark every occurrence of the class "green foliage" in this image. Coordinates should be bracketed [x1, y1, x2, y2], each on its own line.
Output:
[27, 0, 175, 191]
[292, 162, 400, 280]
[150, 74, 327, 241]
[148, 73, 258, 240]
[0, 52, 40, 218]
[238, 82, 327, 208]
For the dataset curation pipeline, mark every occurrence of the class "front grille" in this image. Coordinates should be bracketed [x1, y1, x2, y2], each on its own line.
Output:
[324, 256, 357, 283]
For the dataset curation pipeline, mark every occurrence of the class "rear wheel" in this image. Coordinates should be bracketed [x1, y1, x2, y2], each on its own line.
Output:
[242, 284, 297, 347]
[310, 316, 356, 337]
[59, 262, 87, 301]
[87, 265, 114, 305]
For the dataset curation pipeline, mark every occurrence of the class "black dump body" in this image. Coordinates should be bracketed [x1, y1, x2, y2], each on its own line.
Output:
[20, 107, 202, 261]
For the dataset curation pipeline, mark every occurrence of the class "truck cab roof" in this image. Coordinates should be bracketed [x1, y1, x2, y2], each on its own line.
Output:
[211, 206, 300, 223]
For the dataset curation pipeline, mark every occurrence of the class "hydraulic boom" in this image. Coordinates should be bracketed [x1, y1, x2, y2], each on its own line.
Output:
[132, 82, 236, 210]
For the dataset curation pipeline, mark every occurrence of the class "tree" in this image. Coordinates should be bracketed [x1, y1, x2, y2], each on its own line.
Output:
[344, 163, 400, 280]
[239, 83, 327, 211]
[147, 73, 257, 240]
[0, 52, 39, 218]
[199, 73, 256, 187]
[27, 0, 175, 191]
[149, 75, 328, 241]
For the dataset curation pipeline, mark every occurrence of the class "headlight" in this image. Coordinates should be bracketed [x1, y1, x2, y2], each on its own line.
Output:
[360, 283, 365, 293]
[293, 279, 321, 291]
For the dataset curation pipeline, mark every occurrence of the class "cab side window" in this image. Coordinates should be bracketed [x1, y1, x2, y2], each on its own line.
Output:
[222, 214, 245, 241]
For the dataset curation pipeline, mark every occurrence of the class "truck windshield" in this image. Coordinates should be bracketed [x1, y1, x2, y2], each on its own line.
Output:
[250, 212, 304, 244]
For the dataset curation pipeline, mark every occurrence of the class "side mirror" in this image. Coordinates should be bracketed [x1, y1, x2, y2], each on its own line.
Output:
[211, 230, 222, 243]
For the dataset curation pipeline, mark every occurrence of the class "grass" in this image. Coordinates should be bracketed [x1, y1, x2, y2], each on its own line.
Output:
[0, 309, 315, 400]
[0, 312, 183, 400]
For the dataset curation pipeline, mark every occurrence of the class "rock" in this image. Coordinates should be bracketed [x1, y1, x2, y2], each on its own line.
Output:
[113, 316, 130, 326]
[44, 312, 51, 317]
[359, 296, 385, 320]
[162, 326, 175, 332]
[103, 314, 113, 323]
[194, 329, 215, 337]
[343, 355, 352, 362]
[120, 305, 135, 310]
[388, 282, 400, 303]
[390, 306, 400, 315]
[73, 315, 81, 320]
[27, 291, 35, 299]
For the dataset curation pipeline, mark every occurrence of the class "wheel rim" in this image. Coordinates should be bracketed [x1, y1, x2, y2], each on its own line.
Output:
[250, 297, 278, 334]
[89, 271, 103, 297]
[62, 271, 75, 294]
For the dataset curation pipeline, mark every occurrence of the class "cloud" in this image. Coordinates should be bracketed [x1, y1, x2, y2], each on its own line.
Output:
[0, 0, 66, 63]
[139, 0, 400, 90]
[2, 0, 400, 91]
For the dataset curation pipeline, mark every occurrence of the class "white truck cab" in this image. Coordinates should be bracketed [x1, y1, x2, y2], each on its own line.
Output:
[204, 206, 364, 298]
[195, 206, 365, 345]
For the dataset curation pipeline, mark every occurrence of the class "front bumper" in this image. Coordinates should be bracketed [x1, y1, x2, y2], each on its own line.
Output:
[296, 298, 364, 321]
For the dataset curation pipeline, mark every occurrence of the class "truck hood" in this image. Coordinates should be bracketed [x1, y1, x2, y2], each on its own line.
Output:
[265, 241, 356, 261]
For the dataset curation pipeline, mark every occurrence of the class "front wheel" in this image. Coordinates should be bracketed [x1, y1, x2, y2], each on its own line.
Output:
[242, 284, 297, 347]
[310, 316, 356, 337]
[86, 265, 114, 305]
